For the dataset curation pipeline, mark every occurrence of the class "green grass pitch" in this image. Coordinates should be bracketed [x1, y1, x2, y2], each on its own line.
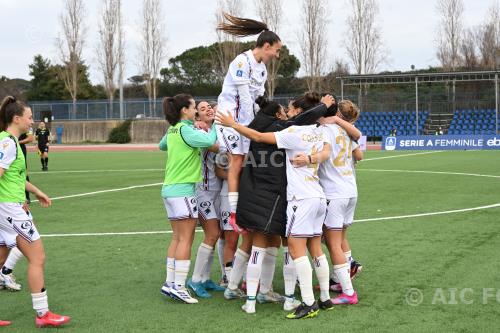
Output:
[2, 149, 499, 332]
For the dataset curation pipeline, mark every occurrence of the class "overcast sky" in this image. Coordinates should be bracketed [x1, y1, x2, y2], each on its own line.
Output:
[0, 0, 496, 84]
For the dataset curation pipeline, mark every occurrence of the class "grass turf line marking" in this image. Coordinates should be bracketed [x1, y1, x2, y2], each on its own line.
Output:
[362, 151, 443, 162]
[29, 169, 163, 175]
[40, 202, 500, 238]
[31, 183, 162, 202]
[354, 202, 500, 223]
[359, 169, 500, 179]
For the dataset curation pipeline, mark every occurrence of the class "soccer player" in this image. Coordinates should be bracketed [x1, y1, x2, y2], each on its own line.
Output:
[187, 101, 225, 297]
[0, 96, 70, 327]
[294, 100, 363, 304]
[159, 94, 217, 304]
[216, 105, 333, 319]
[216, 13, 282, 227]
[0, 128, 32, 291]
[35, 121, 50, 171]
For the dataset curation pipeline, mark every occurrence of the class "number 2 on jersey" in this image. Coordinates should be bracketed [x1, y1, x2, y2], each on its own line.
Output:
[333, 135, 352, 167]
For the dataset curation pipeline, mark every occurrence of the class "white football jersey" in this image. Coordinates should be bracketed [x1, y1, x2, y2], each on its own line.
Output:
[319, 124, 358, 199]
[197, 149, 222, 192]
[275, 125, 329, 201]
[217, 50, 267, 126]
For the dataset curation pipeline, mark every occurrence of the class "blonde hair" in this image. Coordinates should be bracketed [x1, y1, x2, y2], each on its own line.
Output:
[338, 100, 360, 123]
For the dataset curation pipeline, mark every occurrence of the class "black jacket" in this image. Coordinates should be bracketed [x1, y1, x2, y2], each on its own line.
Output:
[236, 104, 327, 235]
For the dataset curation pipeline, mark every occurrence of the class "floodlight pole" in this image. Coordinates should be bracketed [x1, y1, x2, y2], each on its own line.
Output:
[496, 73, 498, 134]
[415, 76, 419, 135]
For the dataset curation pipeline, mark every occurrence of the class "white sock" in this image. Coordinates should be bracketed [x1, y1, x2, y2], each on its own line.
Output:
[217, 239, 225, 279]
[259, 247, 278, 294]
[174, 260, 190, 289]
[32, 290, 49, 317]
[228, 192, 239, 213]
[246, 246, 266, 298]
[228, 248, 249, 290]
[224, 264, 232, 282]
[283, 247, 297, 298]
[313, 254, 330, 302]
[202, 246, 215, 283]
[334, 263, 354, 296]
[4, 246, 24, 270]
[344, 250, 352, 265]
[294, 256, 314, 306]
[166, 257, 175, 287]
[191, 243, 213, 283]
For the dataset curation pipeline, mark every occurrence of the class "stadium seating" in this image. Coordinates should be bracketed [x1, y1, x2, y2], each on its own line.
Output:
[356, 111, 429, 137]
[448, 109, 498, 135]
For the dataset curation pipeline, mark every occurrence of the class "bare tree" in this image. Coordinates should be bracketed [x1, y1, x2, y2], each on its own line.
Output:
[57, 0, 86, 119]
[214, 0, 243, 83]
[96, 0, 123, 116]
[298, 0, 329, 92]
[345, 0, 385, 75]
[478, 2, 499, 69]
[436, 0, 464, 70]
[255, 0, 283, 99]
[138, 0, 166, 117]
[460, 27, 479, 69]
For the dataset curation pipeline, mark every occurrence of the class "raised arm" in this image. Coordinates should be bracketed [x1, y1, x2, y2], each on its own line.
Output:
[215, 111, 277, 145]
[320, 116, 362, 141]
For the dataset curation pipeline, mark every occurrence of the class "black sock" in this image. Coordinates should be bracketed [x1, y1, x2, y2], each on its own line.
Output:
[41, 158, 45, 167]
[1, 267, 13, 275]
[45, 157, 48, 167]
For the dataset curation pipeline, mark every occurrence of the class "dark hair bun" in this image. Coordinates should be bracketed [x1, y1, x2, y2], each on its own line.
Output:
[304, 92, 321, 104]
[255, 96, 269, 109]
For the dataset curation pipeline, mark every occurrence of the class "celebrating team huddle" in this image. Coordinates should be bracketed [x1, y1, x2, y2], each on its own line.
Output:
[0, 13, 364, 327]
[158, 14, 364, 319]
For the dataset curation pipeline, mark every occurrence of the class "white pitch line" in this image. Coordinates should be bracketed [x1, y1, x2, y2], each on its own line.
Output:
[362, 151, 444, 161]
[359, 169, 500, 179]
[29, 169, 163, 175]
[40, 202, 500, 238]
[32, 183, 162, 202]
[42, 230, 204, 237]
[354, 202, 500, 223]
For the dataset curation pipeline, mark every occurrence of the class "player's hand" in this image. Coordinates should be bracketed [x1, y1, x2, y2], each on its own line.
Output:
[290, 153, 310, 167]
[22, 201, 30, 213]
[215, 111, 236, 128]
[321, 94, 335, 108]
[194, 121, 209, 132]
[35, 192, 52, 208]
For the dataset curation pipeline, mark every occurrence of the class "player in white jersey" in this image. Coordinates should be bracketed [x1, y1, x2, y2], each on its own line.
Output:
[215, 108, 334, 320]
[187, 101, 226, 298]
[295, 100, 363, 305]
[216, 13, 282, 228]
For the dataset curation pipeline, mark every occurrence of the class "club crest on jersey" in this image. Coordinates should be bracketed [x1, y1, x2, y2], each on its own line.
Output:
[236, 70, 243, 77]
[237, 61, 243, 68]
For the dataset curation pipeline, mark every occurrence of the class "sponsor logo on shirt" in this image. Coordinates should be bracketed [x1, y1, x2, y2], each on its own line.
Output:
[236, 70, 243, 77]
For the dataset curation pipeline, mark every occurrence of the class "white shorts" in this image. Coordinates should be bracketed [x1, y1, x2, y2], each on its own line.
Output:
[0, 203, 40, 248]
[219, 195, 233, 231]
[324, 197, 357, 230]
[216, 125, 250, 155]
[197, 190, 221, 221]
[163, 196, 198, 221]
[286, 198, 327, 238]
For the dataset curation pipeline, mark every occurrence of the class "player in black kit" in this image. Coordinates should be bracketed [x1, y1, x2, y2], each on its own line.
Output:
[35, 122, 50, 171]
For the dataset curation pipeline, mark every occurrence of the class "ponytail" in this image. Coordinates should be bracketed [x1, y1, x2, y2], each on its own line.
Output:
[217, 13, 281, 47]
[162, 93, 193, 126]
[0, 96, 28, 131]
